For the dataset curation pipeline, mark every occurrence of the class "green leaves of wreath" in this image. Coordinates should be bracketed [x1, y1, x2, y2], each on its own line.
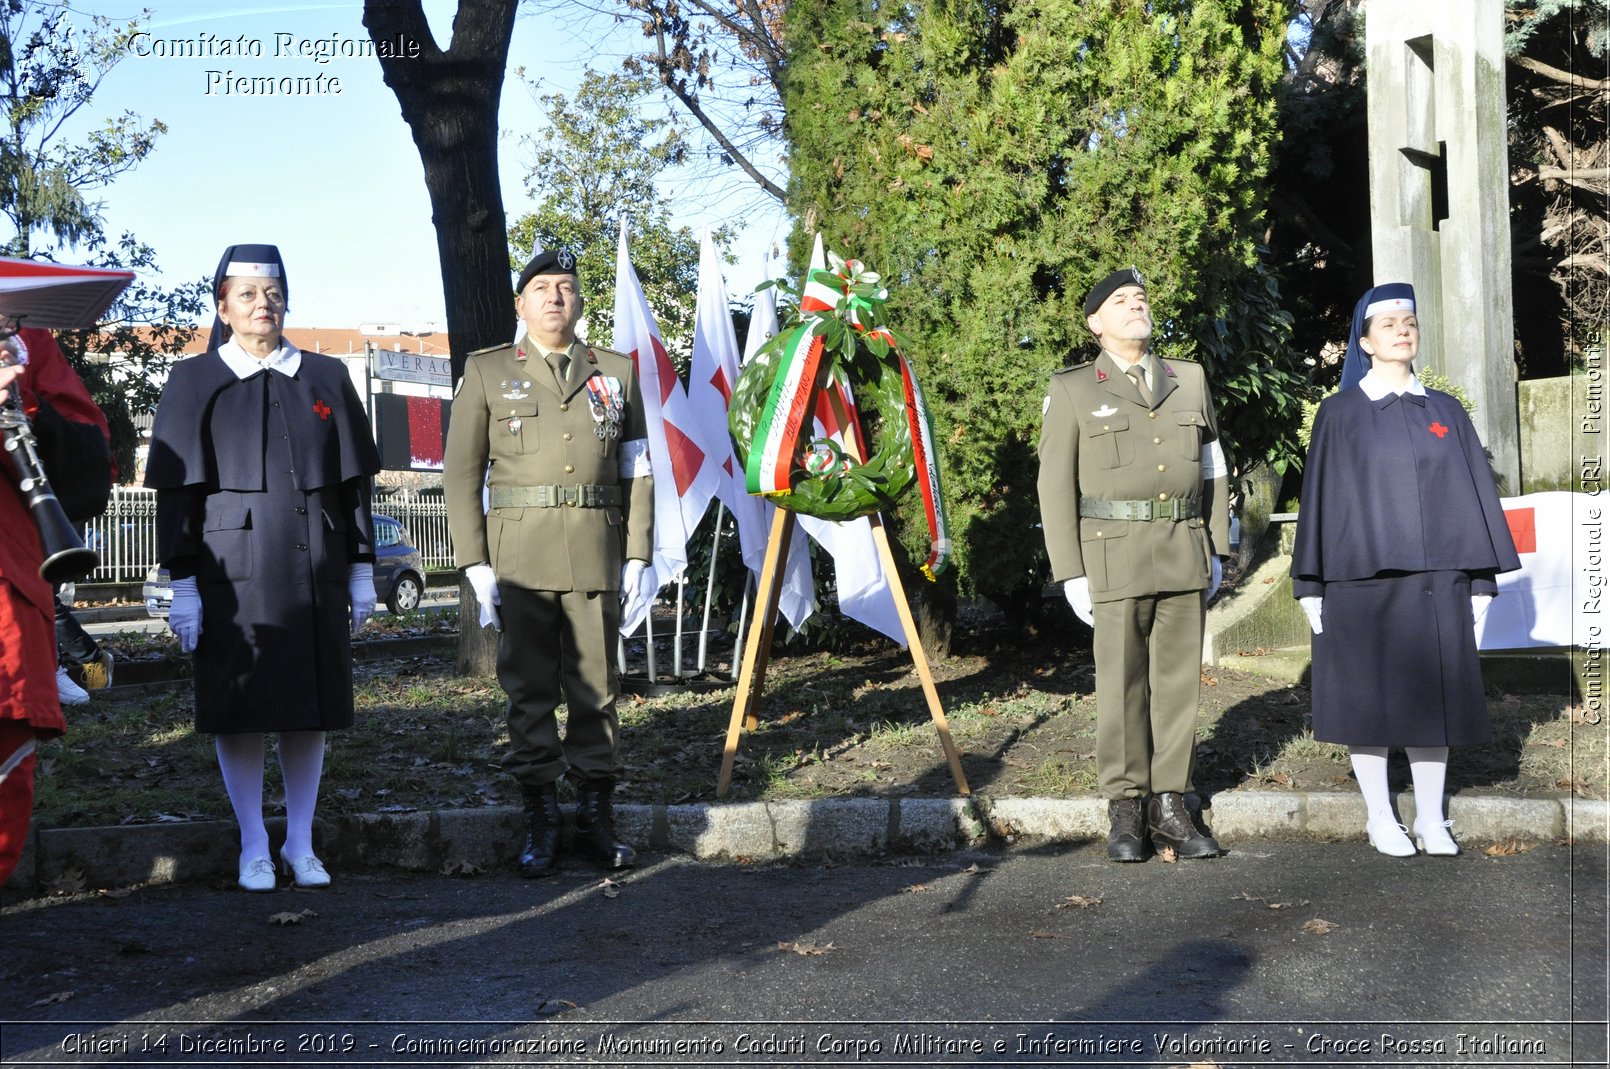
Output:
[728, 258, 917, 521]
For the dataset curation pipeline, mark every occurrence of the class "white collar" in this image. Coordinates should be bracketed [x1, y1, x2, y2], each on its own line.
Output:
[1358, 369, 1425, 400]
[218, 339, 302, 380]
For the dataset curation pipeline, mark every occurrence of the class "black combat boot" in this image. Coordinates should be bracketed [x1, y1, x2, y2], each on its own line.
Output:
[1106, 797, 1149, 862]
[1146, 792, 1222, 859]
[518, 783, 562, 878]
[573, 780, 636, 870]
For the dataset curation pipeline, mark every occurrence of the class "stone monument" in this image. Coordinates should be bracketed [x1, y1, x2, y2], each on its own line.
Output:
[1366, 0, 1521, 492]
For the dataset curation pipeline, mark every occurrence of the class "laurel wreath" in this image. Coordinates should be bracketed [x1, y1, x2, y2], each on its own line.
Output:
[729, 255, 918, 520]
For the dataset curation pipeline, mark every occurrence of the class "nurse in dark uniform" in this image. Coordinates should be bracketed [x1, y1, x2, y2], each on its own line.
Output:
[1291, 283, 1519, 857]
[145, 245, 380, 891]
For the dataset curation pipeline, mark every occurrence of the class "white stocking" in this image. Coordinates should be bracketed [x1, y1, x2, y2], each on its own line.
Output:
[1349, 746, 1393, 822]
[277, 732, 326, 858]
[1406, 746, 1450, 826]
[214, 733, 268, 860]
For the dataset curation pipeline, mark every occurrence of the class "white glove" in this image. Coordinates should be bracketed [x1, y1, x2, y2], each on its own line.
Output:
[1471, 594, 1493, 628]
[1207, 556, 1223, 603]
[620, 559, 655, 626]
[348, 562, 376, 634]
[1063, 576, 1093, 627]
[169, 576, 202, 653]
[1299, 595, 1323, 635]
[465, 563, 501, 631]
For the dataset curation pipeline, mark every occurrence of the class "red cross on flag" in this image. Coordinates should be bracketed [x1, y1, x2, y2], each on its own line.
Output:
[1477, 491, 1599, 650]
[612, 221, 720, 634]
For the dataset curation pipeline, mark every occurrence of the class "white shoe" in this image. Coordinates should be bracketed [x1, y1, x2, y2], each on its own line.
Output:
[279, 848, 331, 889]
[56, 666, 89, 706]
[238, 856, 277, 892]
[1366, 816, 1417, 857]
[1414, 818, 1460, 856]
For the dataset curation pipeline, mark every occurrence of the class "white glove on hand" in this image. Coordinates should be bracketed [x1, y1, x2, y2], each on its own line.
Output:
[1063, 576, 1093, 627]
[620, 559, 655, 626]
[1471, 594, 1493, 629]
[169, 576, 202, 653]
[465, 563, 501, 631]
[1299, 595, 1324, 635]
[1207, 556, 1223, 603]
[348, 563, 376, 634]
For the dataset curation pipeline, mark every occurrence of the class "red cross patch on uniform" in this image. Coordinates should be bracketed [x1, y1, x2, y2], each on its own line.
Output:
[1428, 421, 1448, 438]
[313, 400, 331, 420]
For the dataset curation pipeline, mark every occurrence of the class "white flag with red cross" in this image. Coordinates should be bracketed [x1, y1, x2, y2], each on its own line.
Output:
[611, 221, 720, 633]
[1478, 491, 1601, 651]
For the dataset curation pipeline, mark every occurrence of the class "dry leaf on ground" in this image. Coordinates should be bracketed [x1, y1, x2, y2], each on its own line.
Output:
[1301, 919, 1339, 935]
[1158, 845, 1179, 864]
[599, 878, 622, 899]
[960, 863, 984, 875]
[32, 991, 73, 1007]
[1058, 895, 1102, 909]
[1483, 838, 1539, 857]
[903, 883, 929, 894]
[777, 941, 835, 956]
[48, 868, 86, 894]
[269, 909, 317, 926]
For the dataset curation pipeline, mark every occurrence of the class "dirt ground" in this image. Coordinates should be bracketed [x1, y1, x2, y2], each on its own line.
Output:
[33, 604, 1600, 832]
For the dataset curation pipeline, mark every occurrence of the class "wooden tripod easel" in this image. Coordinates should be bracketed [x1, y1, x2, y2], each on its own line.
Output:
[715, 506, 971, 796]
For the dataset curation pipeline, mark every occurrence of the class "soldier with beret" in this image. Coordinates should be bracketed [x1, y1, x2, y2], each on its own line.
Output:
[1037, 267, 1232, 862]
[444, 249, 656, 877]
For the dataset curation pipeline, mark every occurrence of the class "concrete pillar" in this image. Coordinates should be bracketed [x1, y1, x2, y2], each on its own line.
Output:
[1366, 0, 1521, 492]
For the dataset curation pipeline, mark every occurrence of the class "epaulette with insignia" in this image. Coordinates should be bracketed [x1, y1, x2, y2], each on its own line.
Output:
[467, 343, 509, 357]
[1053, 356, 1096, 375]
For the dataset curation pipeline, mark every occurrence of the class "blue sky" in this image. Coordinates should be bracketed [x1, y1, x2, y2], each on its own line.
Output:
[60, 1, 790, 329]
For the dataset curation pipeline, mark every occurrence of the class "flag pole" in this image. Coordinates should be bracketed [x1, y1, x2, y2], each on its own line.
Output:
[697, 503, 727, 674]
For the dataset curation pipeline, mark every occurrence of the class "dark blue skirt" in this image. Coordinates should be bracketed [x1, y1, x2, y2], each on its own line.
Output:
[1309, 570, 1491, 747]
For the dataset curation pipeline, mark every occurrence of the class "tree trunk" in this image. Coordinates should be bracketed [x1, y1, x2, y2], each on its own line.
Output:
[364, 0, 519, 676]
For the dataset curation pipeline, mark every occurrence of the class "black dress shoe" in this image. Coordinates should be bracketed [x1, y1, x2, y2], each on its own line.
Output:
[1147, 792, 1222, 858]
[1106, 797, 1149, 862]
[518, 782, 562, 878]
[573, 780, 636, 870]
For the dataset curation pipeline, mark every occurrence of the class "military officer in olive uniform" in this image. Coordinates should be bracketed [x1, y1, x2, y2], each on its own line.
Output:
[1037, 267, 1231, 862]
[444, 248, 657, 877]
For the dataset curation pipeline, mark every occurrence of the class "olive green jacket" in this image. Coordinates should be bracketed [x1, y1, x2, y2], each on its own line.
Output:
[444, 341, 654, 593]
[1037, 350, 1231, 603]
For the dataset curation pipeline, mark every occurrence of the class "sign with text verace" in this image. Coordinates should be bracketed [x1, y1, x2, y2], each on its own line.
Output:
[371, 348, 451, 387]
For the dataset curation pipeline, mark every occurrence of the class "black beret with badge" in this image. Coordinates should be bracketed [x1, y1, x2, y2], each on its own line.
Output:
[1082, 266, 1146, 316]
[515, 248, 579, 295]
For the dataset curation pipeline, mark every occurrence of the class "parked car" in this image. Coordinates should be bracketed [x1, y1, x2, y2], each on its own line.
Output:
[144, 514, 426, 618]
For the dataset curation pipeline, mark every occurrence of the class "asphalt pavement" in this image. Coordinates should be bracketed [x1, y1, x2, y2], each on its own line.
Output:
[3, 842, 1605, 1068]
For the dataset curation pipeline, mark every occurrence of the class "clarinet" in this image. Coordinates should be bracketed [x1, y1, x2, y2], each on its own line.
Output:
[0, 353, 100, 583]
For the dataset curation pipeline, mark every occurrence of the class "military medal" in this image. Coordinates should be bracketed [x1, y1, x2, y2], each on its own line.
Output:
[500, 378, 532, 401]
[585, 376, 624, 440]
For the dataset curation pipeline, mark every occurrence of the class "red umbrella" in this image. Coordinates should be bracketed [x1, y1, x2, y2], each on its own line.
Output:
[0, 256, 136, 329]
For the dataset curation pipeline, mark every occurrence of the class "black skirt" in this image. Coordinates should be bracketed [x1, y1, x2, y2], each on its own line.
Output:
[1309, 570, 1491, 747]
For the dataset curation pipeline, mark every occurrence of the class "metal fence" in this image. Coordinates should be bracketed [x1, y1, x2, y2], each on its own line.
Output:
[81, 486, 455, 582]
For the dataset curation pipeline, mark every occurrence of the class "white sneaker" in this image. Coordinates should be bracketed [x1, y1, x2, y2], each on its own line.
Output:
[1414, 818, 1460, 856]
[56, 666, 89, 706]
[1366, 815, 1417, 857]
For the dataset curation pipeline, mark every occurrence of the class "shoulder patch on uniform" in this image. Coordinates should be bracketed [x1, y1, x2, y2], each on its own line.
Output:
[468, 343, 509, 357]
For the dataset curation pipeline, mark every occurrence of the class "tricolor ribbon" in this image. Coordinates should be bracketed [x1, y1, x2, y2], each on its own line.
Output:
[743, 242, 951, 580]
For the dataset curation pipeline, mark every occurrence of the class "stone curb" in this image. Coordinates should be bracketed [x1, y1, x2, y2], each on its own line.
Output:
[10, 792, 1604, 894]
